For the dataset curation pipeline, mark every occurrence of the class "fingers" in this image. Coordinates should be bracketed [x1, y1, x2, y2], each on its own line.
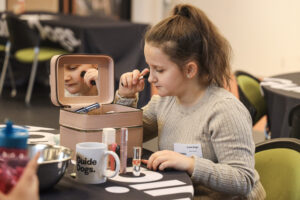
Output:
[21, 152, 40, 181]
[84, 69, 98, 87]
[120, 70, 142, 88]
[141, 159, 148, 164]
[0, 191, 7, 200]
[147, 151, 170, 171]
[28, 152, 40, 172]
[140, 68, 150, 77]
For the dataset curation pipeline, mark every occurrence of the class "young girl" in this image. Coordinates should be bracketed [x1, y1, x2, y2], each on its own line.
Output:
[64, 64, 99, 97]
[115, 4, 265, 199]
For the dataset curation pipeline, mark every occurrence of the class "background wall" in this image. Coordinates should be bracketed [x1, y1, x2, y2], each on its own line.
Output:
[0, 1, 5, 11]
[7, 0, 58, 13]
[132, 0, 300, 77]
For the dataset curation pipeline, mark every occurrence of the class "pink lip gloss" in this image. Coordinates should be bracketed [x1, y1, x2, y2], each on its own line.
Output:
[102, 128, 116, 170]
[119, 128, 128, 174]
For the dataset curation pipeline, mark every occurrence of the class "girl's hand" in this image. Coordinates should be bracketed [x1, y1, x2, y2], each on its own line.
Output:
[83, 68, 98, 87]
[118, 68, 149, 98]
[143, 150, 195, 176]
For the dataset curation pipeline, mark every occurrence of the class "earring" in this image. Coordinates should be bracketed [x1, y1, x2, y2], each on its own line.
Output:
[187, 74, 191, 78]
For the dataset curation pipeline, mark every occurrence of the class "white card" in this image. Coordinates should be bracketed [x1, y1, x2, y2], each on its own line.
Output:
[174, 143, 203, 157]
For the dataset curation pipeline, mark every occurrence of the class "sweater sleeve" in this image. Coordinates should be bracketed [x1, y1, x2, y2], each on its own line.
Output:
[113, 90, 138, 108]
[191, 98, 255, 196]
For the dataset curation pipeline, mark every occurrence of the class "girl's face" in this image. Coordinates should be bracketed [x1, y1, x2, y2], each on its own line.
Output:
[144, 43, 187, 97]
[64, 64, 94, 95]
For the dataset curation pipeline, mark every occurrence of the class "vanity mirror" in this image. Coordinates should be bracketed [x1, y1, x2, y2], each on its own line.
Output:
[50, 54, 114, 107]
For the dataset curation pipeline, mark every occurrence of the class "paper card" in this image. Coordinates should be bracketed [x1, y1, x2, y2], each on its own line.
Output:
[174, 143, 203, 157]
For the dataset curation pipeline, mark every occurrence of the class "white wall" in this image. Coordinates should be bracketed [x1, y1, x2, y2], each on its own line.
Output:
[132, 0, 300, 77]
[0, 1, 5, 11]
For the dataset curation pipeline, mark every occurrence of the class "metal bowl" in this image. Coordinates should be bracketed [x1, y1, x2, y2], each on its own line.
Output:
[28, 144, 72, 191]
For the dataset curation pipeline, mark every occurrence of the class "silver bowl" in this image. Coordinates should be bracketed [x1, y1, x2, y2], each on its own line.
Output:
[28, 144, 72, 191]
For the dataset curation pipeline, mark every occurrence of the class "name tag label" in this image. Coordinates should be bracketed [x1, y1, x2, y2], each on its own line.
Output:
[174, 143, 203, 157]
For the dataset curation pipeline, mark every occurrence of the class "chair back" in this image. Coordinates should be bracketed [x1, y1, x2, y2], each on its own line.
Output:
[288, 104, 300, 139]
[255, 138, 300, 200]
[5, 13, 40, 52]
[0, 12, 10, 49]
[235, 70, 267, 125]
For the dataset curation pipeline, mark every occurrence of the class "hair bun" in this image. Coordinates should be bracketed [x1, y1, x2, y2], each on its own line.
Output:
[174, 5, 190, 18]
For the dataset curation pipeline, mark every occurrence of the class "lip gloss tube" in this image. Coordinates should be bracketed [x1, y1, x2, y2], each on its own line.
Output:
[132, 146, 141, 176]
[119, 128, 128, 174]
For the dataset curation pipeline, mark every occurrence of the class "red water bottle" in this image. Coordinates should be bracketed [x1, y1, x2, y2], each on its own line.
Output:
[0, 121, 28, 194]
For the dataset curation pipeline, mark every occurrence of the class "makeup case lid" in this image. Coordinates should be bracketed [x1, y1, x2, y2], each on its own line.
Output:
[50, 54, 114, 108]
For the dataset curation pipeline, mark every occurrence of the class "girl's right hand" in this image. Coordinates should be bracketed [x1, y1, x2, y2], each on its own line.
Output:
[118, 68, 149, 98]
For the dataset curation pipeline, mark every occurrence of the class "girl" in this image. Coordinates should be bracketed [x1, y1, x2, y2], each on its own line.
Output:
[115, 4, 265, 199]
[64, 64, 99, 96]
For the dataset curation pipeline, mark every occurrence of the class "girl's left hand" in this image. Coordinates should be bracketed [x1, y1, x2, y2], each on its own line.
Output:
[143, 150, 195, 175]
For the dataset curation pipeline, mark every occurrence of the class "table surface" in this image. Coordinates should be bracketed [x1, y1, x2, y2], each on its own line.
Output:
[261, 72, 300, 99]
[261, 72, 300, 138]
[0, 125, 194, 200]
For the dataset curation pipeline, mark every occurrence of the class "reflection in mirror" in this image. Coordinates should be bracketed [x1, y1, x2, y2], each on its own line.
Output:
[64, 64, 99, 97]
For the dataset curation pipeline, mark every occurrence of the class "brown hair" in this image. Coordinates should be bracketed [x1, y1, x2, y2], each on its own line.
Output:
[145, 4, 231, 88]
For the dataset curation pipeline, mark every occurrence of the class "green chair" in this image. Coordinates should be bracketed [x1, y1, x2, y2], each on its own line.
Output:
[0, 13, 68, 105]
[255, 138, 300, 200]
[234, 70, 267, 125]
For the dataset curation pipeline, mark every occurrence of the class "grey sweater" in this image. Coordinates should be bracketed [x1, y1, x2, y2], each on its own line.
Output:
[115, 86, 266, 199]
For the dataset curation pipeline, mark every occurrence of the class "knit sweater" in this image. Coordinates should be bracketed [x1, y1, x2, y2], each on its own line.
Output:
[115, 85, 266, 199]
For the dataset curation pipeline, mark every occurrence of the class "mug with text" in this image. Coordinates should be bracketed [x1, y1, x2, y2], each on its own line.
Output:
[76, 142, 120, 184]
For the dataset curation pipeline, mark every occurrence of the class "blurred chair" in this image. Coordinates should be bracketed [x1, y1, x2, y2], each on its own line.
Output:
[0, 13, 68, 105]
[288, 104, 300, 139]
[0, 12, 17, 97]
[255, 138, 300, 200]
[234, 70, 269, 138]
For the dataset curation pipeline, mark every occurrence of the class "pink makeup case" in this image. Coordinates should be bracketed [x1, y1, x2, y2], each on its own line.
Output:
[50, 54, 143, 158]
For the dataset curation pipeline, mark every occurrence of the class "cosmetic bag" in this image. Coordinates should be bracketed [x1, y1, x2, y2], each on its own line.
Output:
[50, 54, 143, 158]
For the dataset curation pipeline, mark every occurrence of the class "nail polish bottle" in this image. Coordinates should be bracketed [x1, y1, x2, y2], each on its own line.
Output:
[132, 146, 141, 176]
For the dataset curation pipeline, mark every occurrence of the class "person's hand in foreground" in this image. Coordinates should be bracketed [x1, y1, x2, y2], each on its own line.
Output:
[142, 150, 195, 176]
[0, 152, 40, 200]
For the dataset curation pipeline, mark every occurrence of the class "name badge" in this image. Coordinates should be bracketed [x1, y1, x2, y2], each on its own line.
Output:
[174, 143, 203, 157]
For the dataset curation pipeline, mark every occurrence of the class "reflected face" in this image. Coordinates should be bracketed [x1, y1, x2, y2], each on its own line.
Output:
[64, 64, 97, 96]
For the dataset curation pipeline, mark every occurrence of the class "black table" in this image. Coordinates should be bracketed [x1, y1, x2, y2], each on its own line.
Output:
[6, 125, 194, 200]
[40, 158, 193, 200]
[261, 72, 300, 138]
[2, 13, 151, 108]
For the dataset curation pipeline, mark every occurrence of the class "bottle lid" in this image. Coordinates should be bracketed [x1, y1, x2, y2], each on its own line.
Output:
[0, 120, 28, 149]
[102, 128, 116, 144]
